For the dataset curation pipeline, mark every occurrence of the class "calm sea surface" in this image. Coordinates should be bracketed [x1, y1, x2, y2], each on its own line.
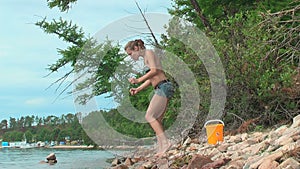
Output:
[0, 148, 118, 169]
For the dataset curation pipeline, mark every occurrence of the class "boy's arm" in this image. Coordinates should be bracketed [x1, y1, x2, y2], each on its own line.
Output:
[129, 80, 151, 95]
[137, 80, 151, 92]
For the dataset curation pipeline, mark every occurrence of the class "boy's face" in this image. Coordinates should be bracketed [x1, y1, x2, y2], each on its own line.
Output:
[126, 47, 139, 61]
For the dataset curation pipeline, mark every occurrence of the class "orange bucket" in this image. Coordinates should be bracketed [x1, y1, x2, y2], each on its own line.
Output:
[204, 120, 224, 145]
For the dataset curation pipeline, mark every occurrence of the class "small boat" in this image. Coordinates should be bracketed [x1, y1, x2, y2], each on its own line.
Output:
[37, 141, 46, 147]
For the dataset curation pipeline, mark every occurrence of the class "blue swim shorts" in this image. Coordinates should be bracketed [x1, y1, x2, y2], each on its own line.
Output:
[154, 80, 174, 99]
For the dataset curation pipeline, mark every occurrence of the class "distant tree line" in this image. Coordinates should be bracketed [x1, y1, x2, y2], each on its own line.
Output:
[0, 113, 95, 145]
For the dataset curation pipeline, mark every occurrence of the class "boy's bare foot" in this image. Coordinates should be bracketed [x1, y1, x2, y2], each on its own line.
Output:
[154, 142, 171, 158]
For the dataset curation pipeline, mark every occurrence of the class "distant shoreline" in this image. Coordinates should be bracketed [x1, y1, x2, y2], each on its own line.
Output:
[49, 145, 95, 149]
[0, 145, 140, 150]
[0, 145, 95, 149]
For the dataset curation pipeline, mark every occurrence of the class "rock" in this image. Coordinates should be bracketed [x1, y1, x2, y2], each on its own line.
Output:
[186, 154, 213, 169]
[47, 159, 57, 165]
[227, 144, 238, 152]
[244, 154, 262, 168]
[217, 144, 230, 152]
[150, 165, 158, 169]
[291, 114, 300, 128]
[267, 130, 278, 142]
[228, 135, 242, 143]
[188, 145, 198, 151]
[274, 125, 288, 134]
[39, 153, 57, 165]
[111, 158, 121, 166]
[245, 141, 269, 155]
[168, 149, 179, 155]
[292, 134, 300, 141]
[157, 159, 168, 169]
[275, 135, 294, 146]
[208, 148, 221, 157]
[45, 153, 57, 165]
[258, 159, 279, 169]
[234, 136, 243, 143]
[225, 166, 240, 169]
[266, 151, 284, 161]
[252, 132, 263, 139]
[182, 137, 192, 147]
[249, 151, 283, 169]
[135, 166, 146, 169]
[246, 138, 259, 145]
[266, 144, 281, 152]
[226, 159, 245, 169]
[276, 157, 300, 169]
[190, 138, 200, 144]
[283, 126, 300, 137]
[111, 164, 129, 169]
[169, 151, 185, 160]
[277, 140, 300, 153]
[181, 165, 188, 169]
[227, 142, 249, 152]
[131, 157, 142, 163]
[201, 158, 231, 169]
[229, 151, 243, 160]
[142, 161, 154, 168]
[124, 158, 133, 166]
[238, 142, 250, 149]
[240, 133, 248, 141]
[46, 153, 56, 160]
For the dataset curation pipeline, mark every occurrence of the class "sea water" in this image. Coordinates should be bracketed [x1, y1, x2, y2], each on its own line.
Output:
[0, 148, 117, 169]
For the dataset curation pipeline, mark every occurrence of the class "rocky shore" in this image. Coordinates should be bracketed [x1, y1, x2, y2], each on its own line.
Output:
[109, 114, 300, 169]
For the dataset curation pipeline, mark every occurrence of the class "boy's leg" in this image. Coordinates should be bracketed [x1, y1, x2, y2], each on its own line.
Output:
[145, 94, 170, 156]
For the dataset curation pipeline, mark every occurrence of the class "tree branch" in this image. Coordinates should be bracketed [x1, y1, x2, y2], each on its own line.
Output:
[135, 1, 161, 48]
[190, 0, 213, 31]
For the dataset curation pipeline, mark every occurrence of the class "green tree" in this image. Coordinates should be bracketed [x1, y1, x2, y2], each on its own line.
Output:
[9, 117, 17, 129]
[59, 114, 67, 126]
[3, 131, 23, 142]
[0, 119, 8, 129]
[36, 127, 52, 141]
[165, 0, 300, 132]
[18, 117, 25, 128]
[46, 0, 78, 12]
[57, 129, 70, 142]
[24, 130, 33, 143]
[24, 115, 34, 127]
[51, 127, 61, 141]
[35, 116, 43, 126]
[35, 13, 125, 105]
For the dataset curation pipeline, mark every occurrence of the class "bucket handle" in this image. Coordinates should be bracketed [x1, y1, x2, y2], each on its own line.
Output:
[204, 119, 224, 127]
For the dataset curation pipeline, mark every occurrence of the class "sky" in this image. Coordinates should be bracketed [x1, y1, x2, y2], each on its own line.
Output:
[0, 0, 172, 121]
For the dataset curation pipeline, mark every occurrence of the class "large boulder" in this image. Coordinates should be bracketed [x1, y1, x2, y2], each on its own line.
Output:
[46, 153, 56, 161]
[46, 153, 57, 165]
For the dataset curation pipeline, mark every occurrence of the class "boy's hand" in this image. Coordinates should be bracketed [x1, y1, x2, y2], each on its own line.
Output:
[129, 88, 139, 95]
[128, 78, 139, 84]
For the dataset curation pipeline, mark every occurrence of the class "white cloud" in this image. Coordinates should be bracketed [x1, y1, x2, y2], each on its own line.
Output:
[0, 66, 63, 88]
[24, 98, 46, 106]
